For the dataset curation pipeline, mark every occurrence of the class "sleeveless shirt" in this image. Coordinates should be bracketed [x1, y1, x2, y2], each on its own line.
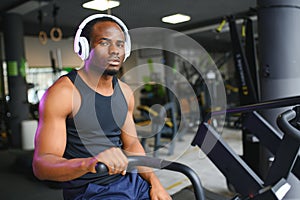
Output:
[62, 70, 128, 189]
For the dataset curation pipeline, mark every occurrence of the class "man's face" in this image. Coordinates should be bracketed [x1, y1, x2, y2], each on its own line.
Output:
[88, 21, 126, 75]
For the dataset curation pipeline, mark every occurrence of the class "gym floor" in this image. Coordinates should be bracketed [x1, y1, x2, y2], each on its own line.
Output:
[0, 127, 241, 200]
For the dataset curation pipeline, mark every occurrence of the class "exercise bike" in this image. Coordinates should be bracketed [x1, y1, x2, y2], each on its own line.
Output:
[97, 100, 300, 200]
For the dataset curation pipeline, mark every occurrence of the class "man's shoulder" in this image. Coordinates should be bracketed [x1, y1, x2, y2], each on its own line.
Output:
[46, 75, 75, 97]
[117, 79, 131, 92]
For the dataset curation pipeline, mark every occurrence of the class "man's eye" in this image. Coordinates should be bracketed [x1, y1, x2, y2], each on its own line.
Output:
[117, 43, 125, 48]
[100, 41, 109, 46]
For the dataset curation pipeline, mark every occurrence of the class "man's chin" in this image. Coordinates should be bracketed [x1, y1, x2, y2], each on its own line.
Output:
[103, 69, 119, 76]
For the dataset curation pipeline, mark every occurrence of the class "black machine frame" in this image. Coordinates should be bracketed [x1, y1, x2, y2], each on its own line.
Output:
[97, 96, 300, 200]
[192, 96, 300, 199]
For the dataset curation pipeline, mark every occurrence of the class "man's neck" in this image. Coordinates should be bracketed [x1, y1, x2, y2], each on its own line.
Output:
[79, 68, 114, 95]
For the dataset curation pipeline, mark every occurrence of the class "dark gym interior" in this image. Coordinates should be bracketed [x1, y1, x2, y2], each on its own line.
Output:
[0, 0, 299, 199]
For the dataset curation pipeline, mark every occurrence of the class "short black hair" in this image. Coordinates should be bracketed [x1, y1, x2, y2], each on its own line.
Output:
[81, 17, 125, 44]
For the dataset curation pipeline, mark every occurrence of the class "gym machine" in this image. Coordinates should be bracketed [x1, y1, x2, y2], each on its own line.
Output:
[192, 96, 300, 199]
[97, 156, 205, 200]
[97, 97, 300, 200]
[226, 14, 262, 175]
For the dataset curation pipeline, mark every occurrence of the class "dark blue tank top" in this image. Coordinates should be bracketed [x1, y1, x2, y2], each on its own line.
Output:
[62, 70, 128, 189]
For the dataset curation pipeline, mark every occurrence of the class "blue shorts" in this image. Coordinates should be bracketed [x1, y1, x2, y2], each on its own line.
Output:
[63, 172, 150, 200]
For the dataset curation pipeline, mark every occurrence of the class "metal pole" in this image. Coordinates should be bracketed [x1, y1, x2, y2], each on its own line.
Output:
[3, 13, 30, 148]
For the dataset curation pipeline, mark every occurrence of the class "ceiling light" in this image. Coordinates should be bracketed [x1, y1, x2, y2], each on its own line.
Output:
[162, 14, 191, 24]
[82, 0, 120, 11]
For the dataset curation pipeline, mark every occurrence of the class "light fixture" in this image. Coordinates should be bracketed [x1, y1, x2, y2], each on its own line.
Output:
[162, 13, 191, 24]
[82, 0, 120, 11]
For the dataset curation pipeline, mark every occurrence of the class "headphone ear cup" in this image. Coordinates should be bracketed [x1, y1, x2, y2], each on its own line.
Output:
[78, 37, 89, 60]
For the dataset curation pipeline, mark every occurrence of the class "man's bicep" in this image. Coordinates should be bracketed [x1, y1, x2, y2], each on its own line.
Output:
[34, 87, 71, 157]
[34, 111, 67, 157]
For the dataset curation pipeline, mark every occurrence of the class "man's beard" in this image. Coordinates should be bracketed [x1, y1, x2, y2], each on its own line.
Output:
[103, 69, 119, 76]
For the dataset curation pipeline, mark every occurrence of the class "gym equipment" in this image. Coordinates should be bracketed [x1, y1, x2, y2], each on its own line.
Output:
[137, 102, 178, 157]
[73, 14, 131, 61]
[98, 96, 300, 200]
[50, 3, 63, 42]
[222, 14, 263, 176]
[38, 5, 47, 45]
[96, 155, 205, 200]
[192, 96, 300, 199]
[228, 15, 258, 105]
[258, 2, 300, 197]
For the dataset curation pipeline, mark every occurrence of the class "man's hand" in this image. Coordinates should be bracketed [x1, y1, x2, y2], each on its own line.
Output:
[95, 147, 128, 175]
[150, 183, 172, 200]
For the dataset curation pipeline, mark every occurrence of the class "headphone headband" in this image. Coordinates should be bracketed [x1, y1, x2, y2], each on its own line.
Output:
[74, 14, 131, 61]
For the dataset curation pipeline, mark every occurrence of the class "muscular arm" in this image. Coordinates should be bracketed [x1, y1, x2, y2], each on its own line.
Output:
[32, 77, 98, 181]
[33, 76, 128, 181]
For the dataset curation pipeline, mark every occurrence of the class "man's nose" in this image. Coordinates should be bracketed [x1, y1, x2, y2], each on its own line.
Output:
[109, 44, 119, 55]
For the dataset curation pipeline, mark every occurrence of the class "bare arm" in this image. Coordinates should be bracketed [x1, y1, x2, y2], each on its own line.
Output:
[32, 77, 99, 181]
[33, 76, 129, 181]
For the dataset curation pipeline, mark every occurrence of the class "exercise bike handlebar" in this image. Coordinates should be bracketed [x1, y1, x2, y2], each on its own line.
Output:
[277, 108, 300, 142]
[96, 155, 205, 200]
[210, 95, 300, 117]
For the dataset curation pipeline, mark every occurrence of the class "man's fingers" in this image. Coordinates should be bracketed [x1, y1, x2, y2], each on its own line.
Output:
[97, 147, 128, 175]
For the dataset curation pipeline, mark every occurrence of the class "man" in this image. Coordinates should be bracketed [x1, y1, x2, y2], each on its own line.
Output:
[32, 14, 171, 200]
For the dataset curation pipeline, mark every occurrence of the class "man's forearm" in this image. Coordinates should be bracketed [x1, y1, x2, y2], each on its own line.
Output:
[138, 166, 162, 186]
[122, 140, 164, 188]
[33, 154, 97, 182]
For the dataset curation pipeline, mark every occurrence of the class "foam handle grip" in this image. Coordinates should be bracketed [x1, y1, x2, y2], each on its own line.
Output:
[95, 162, 109, 174]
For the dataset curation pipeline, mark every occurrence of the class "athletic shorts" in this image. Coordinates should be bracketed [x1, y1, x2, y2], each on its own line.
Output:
[63, 172, 150, 200]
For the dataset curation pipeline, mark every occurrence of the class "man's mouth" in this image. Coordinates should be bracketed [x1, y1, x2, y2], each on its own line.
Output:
[108, 58, 121, 66]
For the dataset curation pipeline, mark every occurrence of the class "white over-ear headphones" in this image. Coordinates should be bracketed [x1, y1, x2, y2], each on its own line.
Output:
[74, 14, 131, 61]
